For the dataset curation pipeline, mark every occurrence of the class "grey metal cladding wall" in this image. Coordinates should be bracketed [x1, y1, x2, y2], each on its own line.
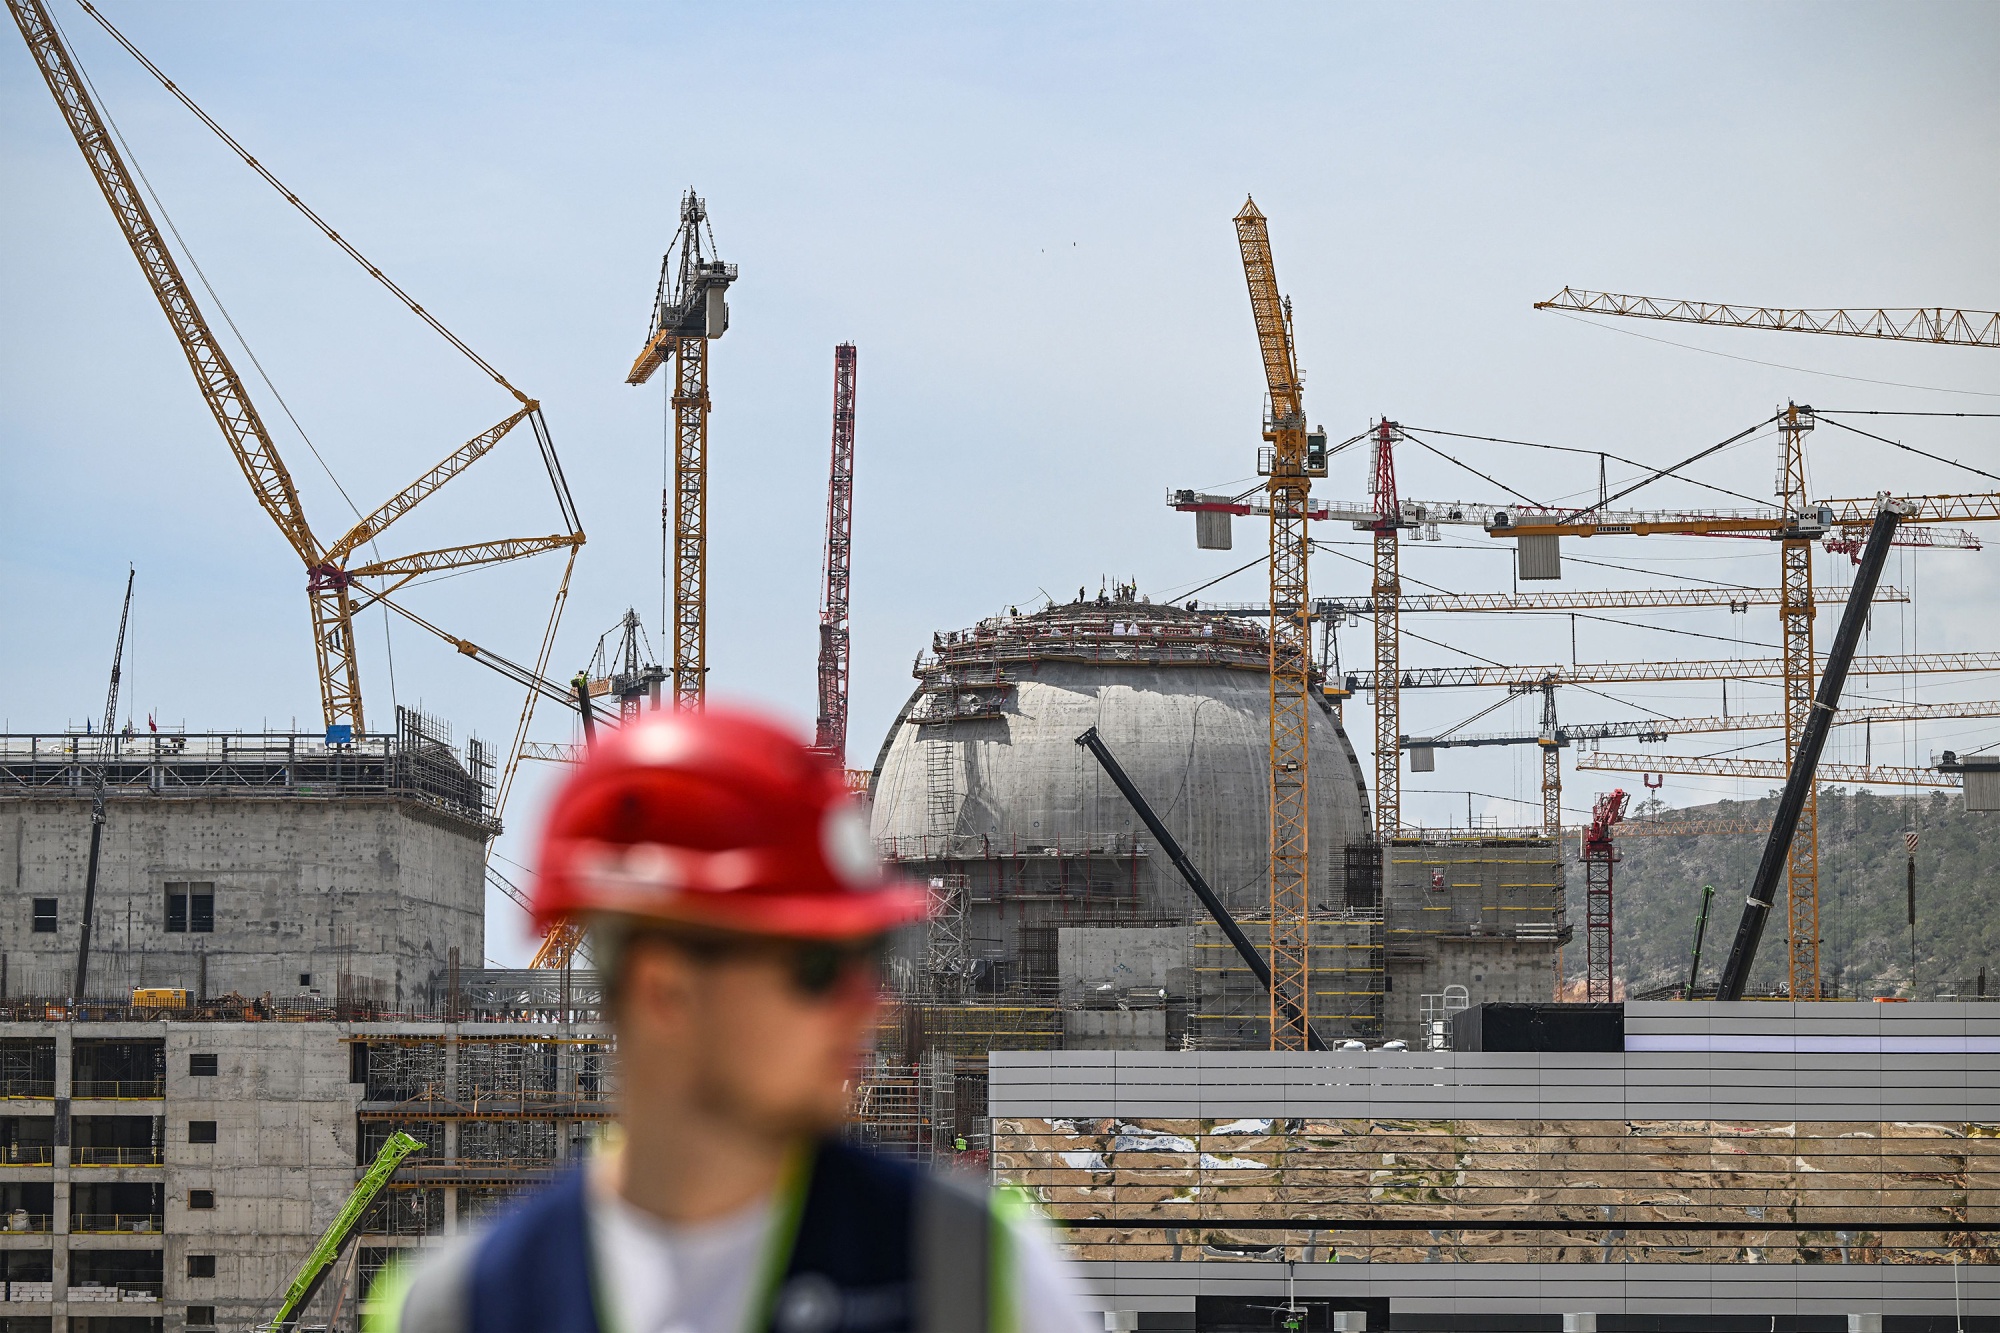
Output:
[1072, 1260, 2000, 1318]
[990, 1002, 2000, 1121]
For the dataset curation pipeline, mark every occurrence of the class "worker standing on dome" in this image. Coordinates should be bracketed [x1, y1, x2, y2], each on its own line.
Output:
[370, 706, 1097, 1333]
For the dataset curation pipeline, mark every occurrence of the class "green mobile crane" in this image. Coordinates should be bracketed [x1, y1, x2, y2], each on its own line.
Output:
[266, 1131, 424, 1331]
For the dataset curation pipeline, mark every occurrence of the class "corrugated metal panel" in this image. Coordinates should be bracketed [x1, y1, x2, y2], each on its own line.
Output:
[1518, 533, 1562, 580]
[1966, 761, 2000, 812]
[990, 1005, 2000, 1120]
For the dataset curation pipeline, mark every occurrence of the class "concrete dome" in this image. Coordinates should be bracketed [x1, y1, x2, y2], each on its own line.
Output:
[867, 593, 1371, 925]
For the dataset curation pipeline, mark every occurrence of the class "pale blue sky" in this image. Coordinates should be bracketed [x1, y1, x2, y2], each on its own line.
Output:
[5, 2, 1996, 961]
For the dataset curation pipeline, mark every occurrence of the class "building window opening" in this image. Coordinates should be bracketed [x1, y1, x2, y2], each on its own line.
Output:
[187, 1189, 214, 1210]
[188, 1054, 217, 1078]
[187, 1121, 216, 1145]
[69, 1180, 162, 1234]
[30, 900, 55, 934]
[164, 883, 213, 934]
[68, 1246, 164, 1301]
[187, 1254, 215, 1278]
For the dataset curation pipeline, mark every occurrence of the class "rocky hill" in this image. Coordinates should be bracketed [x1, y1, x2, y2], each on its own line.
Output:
[1573, 787, 1998, 999]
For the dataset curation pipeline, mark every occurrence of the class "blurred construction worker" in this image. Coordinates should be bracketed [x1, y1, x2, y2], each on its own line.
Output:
[373, 706, 1096, 1333]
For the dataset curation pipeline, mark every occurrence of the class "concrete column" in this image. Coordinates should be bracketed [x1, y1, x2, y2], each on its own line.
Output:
[443, 1030, 460, 1237]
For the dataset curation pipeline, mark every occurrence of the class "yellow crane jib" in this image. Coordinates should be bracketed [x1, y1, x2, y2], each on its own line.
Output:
[1536, 287, 2000, 349]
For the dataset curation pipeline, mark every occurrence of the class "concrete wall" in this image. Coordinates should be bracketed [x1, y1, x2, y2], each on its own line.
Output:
[869, 664, 1372, 927]
[1063, 1010, 1168, 1051]
[1059, 928, 1188, 1004]
[1381, 839, 1563, 1042]
[0, 797, 485, 1005]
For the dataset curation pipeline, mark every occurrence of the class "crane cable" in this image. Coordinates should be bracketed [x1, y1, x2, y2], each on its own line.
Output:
[74, 0, 531, 406]
[1394, 428, 1546, 510]
[1562, 415, 1780, 523]
[52, 2, 405, 708]
[1815, 416, 2000, 486]
[1399, 424, 1776, 510]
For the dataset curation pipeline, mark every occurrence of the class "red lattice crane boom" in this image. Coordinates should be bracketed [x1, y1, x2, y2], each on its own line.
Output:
[1581, 789, 1629, 1004]
[815, 345, 859, 764]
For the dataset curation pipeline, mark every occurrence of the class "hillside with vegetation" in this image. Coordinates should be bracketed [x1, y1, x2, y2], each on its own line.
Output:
[1574, 787, 1998, 1000]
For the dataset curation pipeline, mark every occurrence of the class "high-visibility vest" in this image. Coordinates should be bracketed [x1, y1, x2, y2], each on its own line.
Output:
[376, 1138, 1009, 1333]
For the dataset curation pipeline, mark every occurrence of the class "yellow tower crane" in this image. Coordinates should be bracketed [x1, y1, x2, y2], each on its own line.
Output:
[628, 193, 737, 710]
[10, 0, 585, 742]
[1232, 199, 1326, 1051]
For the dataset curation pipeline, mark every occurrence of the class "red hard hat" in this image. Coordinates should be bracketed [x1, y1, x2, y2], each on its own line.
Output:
[532, 705, 927, 939]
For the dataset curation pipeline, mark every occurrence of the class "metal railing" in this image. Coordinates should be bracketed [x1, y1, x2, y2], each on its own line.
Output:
[68, 1212, 163, 1234]
[0, 1079, 55, 1100]
[71, 1146, 163, 1166]
[876, 830, 1148, 863]
[70, 1079, 163, 1100]
[0, 729, 497, 833]
[0, 1213, 52, 1234]
[0, 1145, 54, 1165]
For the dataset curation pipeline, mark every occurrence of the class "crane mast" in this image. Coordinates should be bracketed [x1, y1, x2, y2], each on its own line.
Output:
[1370, 420, 1403, 839]
[1581, 789, 1629, 1004]
[1775, 404, 1822, 997]
[628, 191, 736, 711]
[815, 345, 859, 762]
[1233, 198, 1319, 1051]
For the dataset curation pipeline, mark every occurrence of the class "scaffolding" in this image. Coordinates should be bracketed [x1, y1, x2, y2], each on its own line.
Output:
[0, 723, 498, 834]
[1191, 914, 1386, 1043]
[353, 1030, 614, 1242]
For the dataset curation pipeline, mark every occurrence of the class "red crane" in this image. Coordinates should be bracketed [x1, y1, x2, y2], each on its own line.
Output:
[1582, 788, 1629, 1003]
[815, 344, 859, 765]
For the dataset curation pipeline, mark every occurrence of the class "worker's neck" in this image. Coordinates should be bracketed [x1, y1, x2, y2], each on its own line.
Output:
[609, 1093, 802, 1225]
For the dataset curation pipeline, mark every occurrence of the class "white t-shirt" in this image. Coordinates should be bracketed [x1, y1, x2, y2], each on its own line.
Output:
[588, 1174, 1099, 1333]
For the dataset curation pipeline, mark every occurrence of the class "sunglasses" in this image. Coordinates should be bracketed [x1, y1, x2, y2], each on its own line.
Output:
[657, 932, 888, 999]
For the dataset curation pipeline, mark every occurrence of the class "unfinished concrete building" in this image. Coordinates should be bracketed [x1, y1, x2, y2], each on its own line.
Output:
[0, 1013, 609, 1333]
[867, 590, 1372, 1005]
[865, 590, 1566, 1057]
[0, 710, 490, 1006]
